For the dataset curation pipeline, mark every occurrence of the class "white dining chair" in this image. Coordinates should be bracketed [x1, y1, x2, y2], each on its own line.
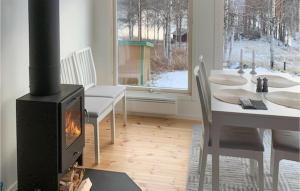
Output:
[271, 130, 300, 191]
[194, 62, 265, 191]
[198, 56, 259, 176]
[73, 47, 127, 125]
[61, 55, 115, 164]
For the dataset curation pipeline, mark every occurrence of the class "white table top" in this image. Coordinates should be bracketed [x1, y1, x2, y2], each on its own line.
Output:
[211, 69, 300, 118]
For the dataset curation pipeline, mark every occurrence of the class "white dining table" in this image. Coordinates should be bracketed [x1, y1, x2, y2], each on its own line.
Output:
[210, 69, 300, 191]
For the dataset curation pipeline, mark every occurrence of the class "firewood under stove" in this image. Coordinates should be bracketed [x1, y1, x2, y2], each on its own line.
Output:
[60, 164, 92, 191]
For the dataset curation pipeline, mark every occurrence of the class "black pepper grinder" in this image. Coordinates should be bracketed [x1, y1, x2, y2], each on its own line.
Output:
[262, 77, 268, 92]
[256, 77, 263, 92]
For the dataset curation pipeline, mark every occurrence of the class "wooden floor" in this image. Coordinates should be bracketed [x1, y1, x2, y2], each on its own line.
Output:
[83, 115, 197, 191]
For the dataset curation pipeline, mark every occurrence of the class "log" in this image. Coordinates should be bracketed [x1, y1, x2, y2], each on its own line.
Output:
[59, 182, 74, 191]
[73, 168, 85, 188]
[61, 169, 75, 182]
[60, 165, 86, 191]
[76, 178, 92, 191]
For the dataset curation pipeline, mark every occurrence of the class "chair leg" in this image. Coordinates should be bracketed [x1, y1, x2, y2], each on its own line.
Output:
[198, 150, 208, 191]
[123, 94, 127, 126]
[271, 149, 280, 191]
[258, 157, 264, 191]
[249, 159, 257, 177]
[91, 118, 100, 164]
[270, 147, 275, 174]
[259, 128, 265, 140]
[111, 107, 116, 144]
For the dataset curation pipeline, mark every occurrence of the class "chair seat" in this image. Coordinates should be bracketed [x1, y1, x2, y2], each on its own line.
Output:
[208, 126, 264, 151]
[85, 86, 126, 99]
[272, 130, 300, 153]
[85, 97, 114, 118]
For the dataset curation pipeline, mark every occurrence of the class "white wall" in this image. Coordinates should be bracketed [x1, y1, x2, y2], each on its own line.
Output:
[60, 0, 93, 58]
[1, 1, 29, 190]
[91, 0, 216, 120]
[0, 0, 92, 190]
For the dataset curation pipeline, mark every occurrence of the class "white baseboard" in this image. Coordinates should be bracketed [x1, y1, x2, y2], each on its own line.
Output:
[6, 181, 17, 191]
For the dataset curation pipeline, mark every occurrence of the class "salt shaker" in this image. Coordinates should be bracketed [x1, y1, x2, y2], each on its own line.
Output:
[262, 78, 268, 92]
[256, 77, 263, 92]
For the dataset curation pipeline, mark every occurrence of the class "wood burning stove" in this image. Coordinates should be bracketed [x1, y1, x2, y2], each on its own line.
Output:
[16, 85, 85, 191]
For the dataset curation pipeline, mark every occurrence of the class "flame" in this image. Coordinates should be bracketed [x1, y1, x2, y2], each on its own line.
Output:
[65, 111, 81, 137]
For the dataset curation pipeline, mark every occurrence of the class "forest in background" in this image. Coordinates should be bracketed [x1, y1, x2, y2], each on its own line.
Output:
[224, 0, 300, 74]
[117, 0, 189, 75]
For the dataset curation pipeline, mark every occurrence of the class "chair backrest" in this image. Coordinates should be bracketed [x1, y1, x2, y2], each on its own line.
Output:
[194, 64, 211, 184]
[194, 65, 211, 130]
[73, 47, 97, 90]
[60, 55, 80, 85]
[199, 56, 211, 105]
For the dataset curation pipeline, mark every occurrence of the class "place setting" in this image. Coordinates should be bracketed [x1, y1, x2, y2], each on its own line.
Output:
[210, 48, 300, 111]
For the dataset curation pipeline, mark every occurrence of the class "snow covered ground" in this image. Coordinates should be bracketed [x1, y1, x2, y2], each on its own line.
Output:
[148, 71, 188, 89]
[225, 35, 300, 75]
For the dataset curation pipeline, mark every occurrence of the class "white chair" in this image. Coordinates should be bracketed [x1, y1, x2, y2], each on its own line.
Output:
[194, 62, 265, 191]
[61, 55, 115, 164]
[271, 130, 300, 191]
[73, 47, 127, 126]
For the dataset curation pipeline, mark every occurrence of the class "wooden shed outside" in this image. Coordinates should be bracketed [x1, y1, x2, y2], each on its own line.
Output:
[118, 40, 154, 85]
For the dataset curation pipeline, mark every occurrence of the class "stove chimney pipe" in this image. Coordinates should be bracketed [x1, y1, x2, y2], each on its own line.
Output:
[29, 0, 61, 96]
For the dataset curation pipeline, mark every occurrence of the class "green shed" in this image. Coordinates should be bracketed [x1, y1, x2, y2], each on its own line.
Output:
[118, 40, 154, 85]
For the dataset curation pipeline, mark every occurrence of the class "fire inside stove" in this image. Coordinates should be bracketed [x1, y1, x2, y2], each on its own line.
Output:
[65, 100, 82, 148]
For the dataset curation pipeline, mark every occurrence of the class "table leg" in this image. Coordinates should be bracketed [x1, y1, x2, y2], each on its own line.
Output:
[212, 115, 221, 191]
[123, 93, 127, 126]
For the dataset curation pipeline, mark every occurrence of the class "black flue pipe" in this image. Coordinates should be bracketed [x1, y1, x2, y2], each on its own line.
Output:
[29, 0, 61, 96]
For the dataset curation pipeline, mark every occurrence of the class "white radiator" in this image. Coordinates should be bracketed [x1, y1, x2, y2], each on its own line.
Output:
[126, 93, 178, 115]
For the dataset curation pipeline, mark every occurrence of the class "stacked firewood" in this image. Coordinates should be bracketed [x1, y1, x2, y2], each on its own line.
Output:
[60, 164, 92, 191]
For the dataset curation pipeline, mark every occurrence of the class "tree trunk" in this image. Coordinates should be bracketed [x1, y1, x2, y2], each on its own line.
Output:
[146, 11, 149, 40]
[269, 0, 275, 69]
[164, 24, 167, 57]
[157, 25, 160, 41]
[138, 0, 142, 41]
[179, 16, 183, 48]
[176, 17, 179, 47]
[154, 22, 156, 41]
[228, 29, 234, 63]
[129, 20, 134, 40]
[167, 0, 172, 61]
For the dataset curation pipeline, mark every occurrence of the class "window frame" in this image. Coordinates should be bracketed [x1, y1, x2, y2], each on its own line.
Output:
[214, 0, 225, 70]
[113, 0, 193, 94]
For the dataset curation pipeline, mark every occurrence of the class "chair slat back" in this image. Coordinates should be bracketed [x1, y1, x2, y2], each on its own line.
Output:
[199, 56, 211, 105]
[74, 47, 97, 90]
[198, 56, 212, 121]
[60, 55, 79, 85]
[194, 65, 210, 130]
[194, 64, 211, 181]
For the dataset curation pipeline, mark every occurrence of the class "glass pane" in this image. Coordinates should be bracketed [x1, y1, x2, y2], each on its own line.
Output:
[224, 0, 300, 75]
[117, 0, 189, 89]
[65, 100, 82, 148]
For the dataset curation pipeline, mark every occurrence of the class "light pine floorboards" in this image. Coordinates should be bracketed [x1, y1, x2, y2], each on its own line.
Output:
[83, 115, 196, 191]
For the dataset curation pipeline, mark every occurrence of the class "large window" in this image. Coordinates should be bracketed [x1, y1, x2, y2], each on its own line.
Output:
[223, 0, 300, 75]
[117, 0, 190, 90]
